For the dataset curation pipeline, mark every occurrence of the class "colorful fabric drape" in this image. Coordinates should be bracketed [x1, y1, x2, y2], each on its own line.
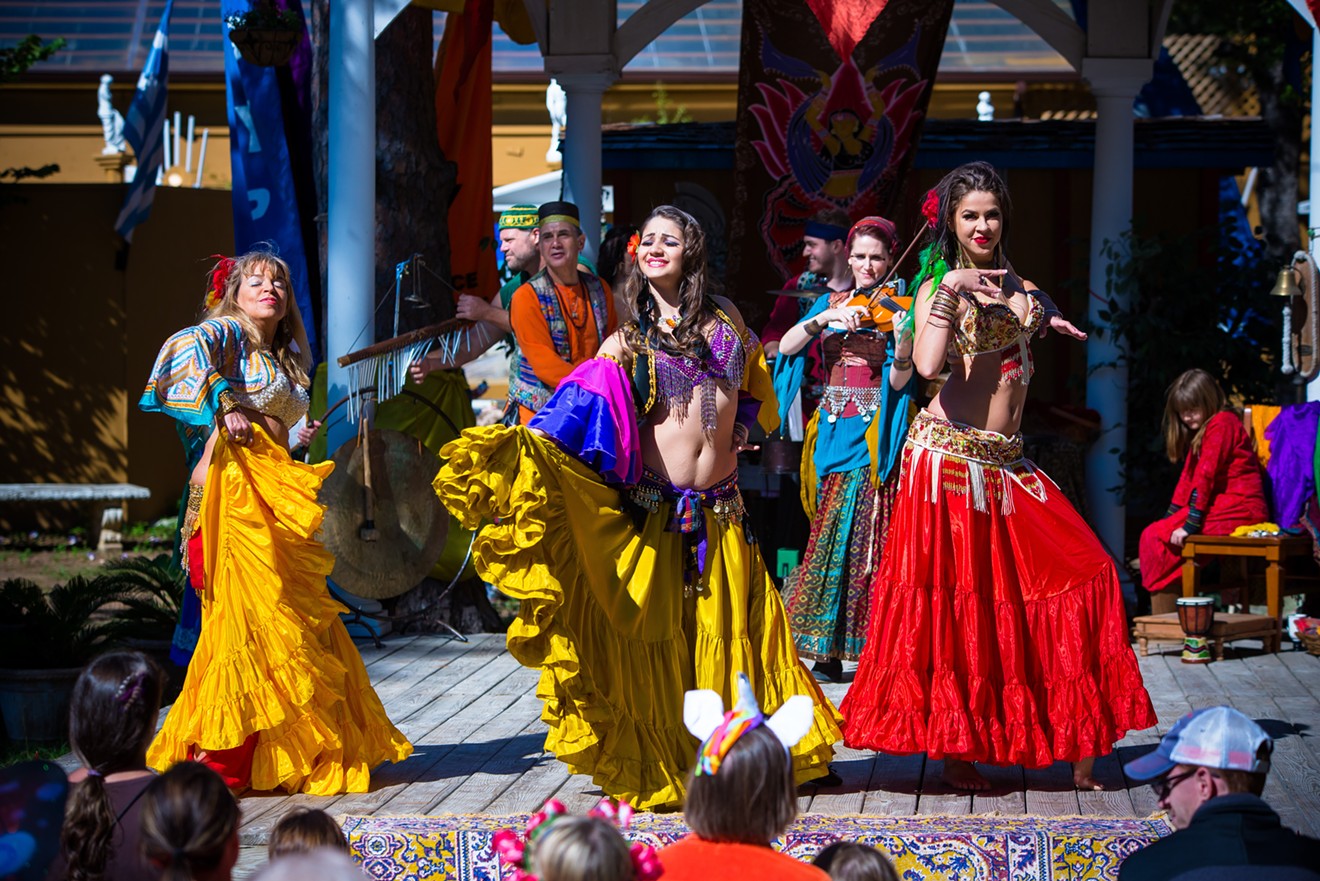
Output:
[726, 0, 953, 325]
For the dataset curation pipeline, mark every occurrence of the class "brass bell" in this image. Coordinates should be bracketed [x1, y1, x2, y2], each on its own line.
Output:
[1270, 267, 1302, 298]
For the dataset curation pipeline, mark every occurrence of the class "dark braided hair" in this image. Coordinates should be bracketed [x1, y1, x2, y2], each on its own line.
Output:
[61, 651, 164, 881]
[620, 204, 721, 364]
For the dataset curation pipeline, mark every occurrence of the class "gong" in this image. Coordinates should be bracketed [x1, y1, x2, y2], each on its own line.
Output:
[317, 428, 448, 600]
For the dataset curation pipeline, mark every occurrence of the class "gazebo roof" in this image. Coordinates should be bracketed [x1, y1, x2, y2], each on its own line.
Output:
[2, 0, 1077, 76]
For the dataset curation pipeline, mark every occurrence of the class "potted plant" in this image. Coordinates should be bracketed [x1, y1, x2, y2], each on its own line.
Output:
[226, 0, 304, 67]
[0, 577, 123, 743]
[96, 554, 187, 701]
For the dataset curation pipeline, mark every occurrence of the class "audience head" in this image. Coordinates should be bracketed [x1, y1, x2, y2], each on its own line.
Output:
[62, 650, 165, 881]
[1161, 368, 1228, 462]
[499, 204, 543, 275]
[492, 798, 659, 881]
[682, 674, 814, 845]
[140, 762, 241, 881]
[251, 849, 367, 881]
[268, 807, 349, 860]
[597, 223, 637, 292]
[802, 208, 851, 277]
[1124, 706, 1272, 829]
[812, 842, 899, 881]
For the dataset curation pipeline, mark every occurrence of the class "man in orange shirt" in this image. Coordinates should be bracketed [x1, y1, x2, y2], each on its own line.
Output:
[507, 201, 618, 424]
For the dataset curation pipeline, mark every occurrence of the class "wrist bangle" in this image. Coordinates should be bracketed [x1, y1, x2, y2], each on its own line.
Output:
[891, 356, 912, 370]
[804, 319, 822, 336]
[218, 390, 240, 415]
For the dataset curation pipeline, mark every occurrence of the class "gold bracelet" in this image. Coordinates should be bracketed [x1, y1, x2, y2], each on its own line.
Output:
[804, 319, 823, 336]
[892, 356, 913, 371]
[217, 389, 240, 415]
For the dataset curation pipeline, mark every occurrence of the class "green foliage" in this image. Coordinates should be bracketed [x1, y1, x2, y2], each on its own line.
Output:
[0, 577, 123, 669]
[0, 35, 65, 83]
[95, 554, 185, 644]
[226, 0, 302, 31]
[1089, 219, 1279, 523]
[631, 83, 693, 125]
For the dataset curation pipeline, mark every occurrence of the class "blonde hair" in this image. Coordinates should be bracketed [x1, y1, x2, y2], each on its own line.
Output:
[268, 808, 349, 859]
[1161, 369, 1229, 462]
[534, 816, 634, 881]
[205, 249, 312, 387]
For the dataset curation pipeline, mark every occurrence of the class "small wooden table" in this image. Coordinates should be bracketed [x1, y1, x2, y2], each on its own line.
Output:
[1133, 612, 1282, 659]
[1180, 533, 1314, 620]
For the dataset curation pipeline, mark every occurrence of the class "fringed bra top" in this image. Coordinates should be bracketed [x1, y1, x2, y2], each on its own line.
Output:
[232, 363, 310, 429]
[952, 291, 1045, 357]
[635, 310, 750, 434]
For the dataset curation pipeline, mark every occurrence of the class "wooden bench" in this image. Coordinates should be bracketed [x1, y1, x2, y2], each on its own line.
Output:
[1133, 611, 1282, 658]
[0, 483, 152, 552]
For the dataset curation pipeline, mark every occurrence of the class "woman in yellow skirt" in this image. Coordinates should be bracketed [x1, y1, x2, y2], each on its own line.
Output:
[140, 249, 411, 794]
[435, 206, 841, 811]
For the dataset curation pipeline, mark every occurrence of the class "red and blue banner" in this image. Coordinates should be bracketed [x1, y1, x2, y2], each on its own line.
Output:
[221, 0, 320, 358]
[726, 0, 954, 322]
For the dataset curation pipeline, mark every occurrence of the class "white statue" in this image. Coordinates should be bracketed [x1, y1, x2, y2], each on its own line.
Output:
[976, 90, 994, 122]
[97, 74, 126, 155]
[546, 78, 566, 163]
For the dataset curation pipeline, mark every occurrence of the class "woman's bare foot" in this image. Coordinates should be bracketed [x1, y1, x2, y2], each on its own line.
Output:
[941, 759, 991, 791]
[1073, 757, 1103, 791]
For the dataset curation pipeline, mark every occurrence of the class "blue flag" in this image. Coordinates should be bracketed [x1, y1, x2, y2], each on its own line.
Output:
[115, 0, 174, 241]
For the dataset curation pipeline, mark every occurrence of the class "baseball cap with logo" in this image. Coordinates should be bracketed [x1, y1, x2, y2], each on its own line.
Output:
[1124, 706, 1272, 781]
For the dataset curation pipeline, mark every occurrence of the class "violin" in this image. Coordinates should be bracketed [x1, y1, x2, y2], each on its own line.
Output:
[841, 280, 913, 333]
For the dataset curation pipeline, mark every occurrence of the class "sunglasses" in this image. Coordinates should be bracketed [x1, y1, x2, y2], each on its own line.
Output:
[1151, 768, 1196, 801]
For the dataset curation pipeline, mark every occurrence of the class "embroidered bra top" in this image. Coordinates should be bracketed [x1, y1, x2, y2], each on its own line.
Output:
[952, 290, 1045, 357]
[232, 364, 310, 429]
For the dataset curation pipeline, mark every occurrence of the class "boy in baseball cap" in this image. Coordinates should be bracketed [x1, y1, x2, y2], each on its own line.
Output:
[1119, 706, 1319, 881]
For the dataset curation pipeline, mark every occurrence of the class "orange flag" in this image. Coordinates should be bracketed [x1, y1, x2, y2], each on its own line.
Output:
[435, 0, 498, 304]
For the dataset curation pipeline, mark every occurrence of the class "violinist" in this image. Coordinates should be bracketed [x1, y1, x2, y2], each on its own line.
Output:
[774, 216, 916, 683]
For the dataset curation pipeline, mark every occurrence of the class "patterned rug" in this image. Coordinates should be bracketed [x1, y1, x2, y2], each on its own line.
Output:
[344, 812, 1173, 881]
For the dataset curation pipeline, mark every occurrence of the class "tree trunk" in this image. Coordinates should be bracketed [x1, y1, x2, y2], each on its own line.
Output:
[375, 7, 457, 340]
[1256, 57, 1303, 266]
[310, 3, 458, 346]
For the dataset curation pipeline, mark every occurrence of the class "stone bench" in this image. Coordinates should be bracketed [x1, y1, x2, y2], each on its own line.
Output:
[0, 483, 152, 551]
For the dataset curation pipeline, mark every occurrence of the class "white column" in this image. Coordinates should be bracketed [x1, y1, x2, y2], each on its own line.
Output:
[327, 0, 374, 452]
[555, 70, 614, 264]
[1081, 58, 1152, 600]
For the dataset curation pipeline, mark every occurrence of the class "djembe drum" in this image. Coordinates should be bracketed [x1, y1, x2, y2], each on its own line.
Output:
[1176, 596, 1216, 663]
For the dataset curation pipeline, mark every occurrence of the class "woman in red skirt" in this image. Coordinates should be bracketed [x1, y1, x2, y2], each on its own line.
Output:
[840, 162, 1156, 791]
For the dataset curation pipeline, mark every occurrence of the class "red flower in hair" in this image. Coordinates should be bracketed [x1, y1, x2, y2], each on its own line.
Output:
[627, 233, 640, 260]
[206, 254, 236, 310]
[920, 188, 941, 228]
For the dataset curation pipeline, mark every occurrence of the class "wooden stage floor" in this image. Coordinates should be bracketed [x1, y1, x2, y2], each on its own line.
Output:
[223, 631, 1320, 873]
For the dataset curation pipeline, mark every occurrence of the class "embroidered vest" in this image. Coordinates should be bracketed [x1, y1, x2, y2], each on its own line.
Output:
[507, 269, 611, 413]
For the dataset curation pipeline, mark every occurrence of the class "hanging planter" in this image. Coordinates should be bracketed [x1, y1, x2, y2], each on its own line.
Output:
[228, 27, 302, 67]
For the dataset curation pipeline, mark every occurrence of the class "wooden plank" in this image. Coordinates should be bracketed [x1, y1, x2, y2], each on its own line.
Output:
[483, 739, 571, 816]
[428, 693, 550, 814]
[357, 633, 421, 671]
[1022, 761, 1080, 816]
[859, 752, 923, 816]
[916, 759, 972, 816]
[1276, 651, 1320, 703]
[1076, 752, 1136, 817]
[969, 763, 1025, 815]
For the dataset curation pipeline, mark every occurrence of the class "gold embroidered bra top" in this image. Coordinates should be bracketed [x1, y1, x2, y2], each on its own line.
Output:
[952, 290, 1045, 357]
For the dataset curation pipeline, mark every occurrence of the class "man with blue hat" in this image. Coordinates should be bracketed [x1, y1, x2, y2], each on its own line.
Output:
[1119, 705, 1320, 880]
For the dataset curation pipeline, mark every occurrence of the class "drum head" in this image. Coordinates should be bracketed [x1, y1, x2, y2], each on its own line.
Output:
[317, 429, 448, 599]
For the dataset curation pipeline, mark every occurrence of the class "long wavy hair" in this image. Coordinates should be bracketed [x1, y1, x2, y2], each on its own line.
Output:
[204, 248, 312, 387]
[912, 161, 1013, 294]
[1162, 368, 1230, 462]
[61, 651, 164, 881]
[621, 204, 720, 362]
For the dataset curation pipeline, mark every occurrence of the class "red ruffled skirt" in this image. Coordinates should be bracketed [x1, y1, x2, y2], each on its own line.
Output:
[840, 411, 1156, 766]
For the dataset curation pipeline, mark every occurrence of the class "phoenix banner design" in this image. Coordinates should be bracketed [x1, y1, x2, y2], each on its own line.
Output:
[727, 0, 954, 320]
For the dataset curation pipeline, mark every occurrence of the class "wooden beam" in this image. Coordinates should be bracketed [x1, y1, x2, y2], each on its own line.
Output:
[988, 0, 1085, 72]
[613, 0, 711, 68]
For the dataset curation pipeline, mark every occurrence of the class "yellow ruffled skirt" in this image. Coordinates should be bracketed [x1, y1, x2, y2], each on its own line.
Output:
[435, 425, 842, 811]
[148, 428, 413, 794]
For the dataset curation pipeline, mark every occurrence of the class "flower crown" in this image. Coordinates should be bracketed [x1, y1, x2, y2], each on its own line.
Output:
[491, 797, 663, 881]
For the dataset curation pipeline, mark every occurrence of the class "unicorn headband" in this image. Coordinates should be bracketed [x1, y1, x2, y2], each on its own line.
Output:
[684, 672, 814, 776]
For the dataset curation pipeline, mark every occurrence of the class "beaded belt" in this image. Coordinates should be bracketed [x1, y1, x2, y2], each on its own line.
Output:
[906, 409, 1023, 465]
[179, 483, 204, 570]
[627, 468, 749, 596]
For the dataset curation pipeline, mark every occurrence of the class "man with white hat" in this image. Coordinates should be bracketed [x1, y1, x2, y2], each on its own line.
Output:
[1120, 705, 1320, 880]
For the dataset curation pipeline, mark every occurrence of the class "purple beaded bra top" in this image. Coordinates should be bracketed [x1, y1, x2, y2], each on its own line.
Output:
[650, 316, 747, 435]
